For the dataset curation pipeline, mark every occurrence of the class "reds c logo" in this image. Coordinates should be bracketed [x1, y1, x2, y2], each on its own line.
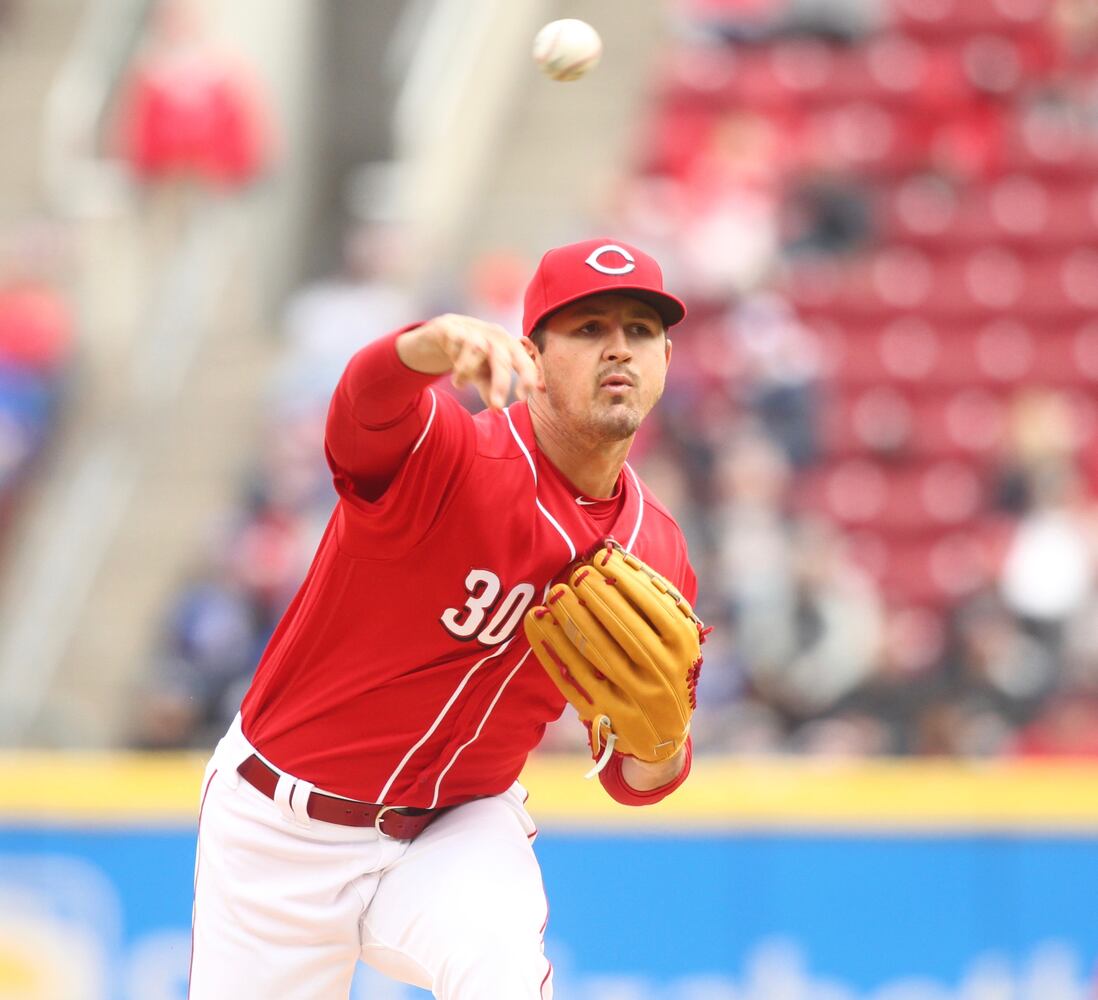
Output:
[585, 244, 636, 275]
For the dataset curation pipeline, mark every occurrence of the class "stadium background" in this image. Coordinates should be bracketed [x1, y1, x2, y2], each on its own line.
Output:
[1, 0, 1098, 996]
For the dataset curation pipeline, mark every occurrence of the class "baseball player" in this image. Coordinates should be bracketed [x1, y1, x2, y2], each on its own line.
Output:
[189, 238, 706, 999]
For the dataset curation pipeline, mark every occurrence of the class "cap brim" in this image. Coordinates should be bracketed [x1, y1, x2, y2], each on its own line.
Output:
[525, 285, 687, 337]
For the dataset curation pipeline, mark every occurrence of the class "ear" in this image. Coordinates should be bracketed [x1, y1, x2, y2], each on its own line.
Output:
[665, 337, 673, 370]
[522, 336, 547, 391]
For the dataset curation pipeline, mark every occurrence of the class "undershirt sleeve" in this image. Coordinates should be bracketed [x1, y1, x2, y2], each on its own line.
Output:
[324, 325, 440, 502]
[683, 560, 698, 606]
[597, 736, 693, 806]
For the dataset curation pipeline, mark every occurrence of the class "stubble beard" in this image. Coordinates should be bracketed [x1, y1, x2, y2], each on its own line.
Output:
[586, 400, 642, 441]
[543, 378, 647, 443]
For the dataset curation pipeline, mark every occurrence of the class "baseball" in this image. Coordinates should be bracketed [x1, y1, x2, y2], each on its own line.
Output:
[532, 19, 602, 82]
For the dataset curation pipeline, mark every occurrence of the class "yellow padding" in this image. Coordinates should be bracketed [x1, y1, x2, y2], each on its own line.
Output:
[1, 753, 1097, 831]
[523, 756, 1098, 831]
[0, 752, 209, 824]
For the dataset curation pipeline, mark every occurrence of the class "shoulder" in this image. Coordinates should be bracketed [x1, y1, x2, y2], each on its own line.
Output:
[630, 466, 686, 542]
[627, 465, 696, 599]
[418, 394, 533, 476]
[470, 402, 534, 462]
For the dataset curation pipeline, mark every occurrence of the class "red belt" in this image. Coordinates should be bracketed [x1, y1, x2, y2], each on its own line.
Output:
[236, 755, 441, 840]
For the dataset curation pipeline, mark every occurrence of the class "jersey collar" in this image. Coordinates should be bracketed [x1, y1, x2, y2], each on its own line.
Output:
[505, 402, 646, 554]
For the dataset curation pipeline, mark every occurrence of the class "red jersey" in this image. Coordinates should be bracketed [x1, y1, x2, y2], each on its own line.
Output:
[242, 331, 697, 809]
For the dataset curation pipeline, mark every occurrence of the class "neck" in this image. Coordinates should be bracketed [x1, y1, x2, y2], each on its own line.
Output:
[527, 401, 632, 499]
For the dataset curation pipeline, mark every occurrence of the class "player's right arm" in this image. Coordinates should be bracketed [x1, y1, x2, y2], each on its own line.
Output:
[397, 314, 538, 411]
[325, 315, 537, 502]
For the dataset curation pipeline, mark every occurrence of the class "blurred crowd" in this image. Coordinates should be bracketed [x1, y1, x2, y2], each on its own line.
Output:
[135, 0, 1098, 758]
[0, 225, 75, 554]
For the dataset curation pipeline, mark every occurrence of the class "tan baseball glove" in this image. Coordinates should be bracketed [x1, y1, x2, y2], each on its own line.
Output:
[524, 540, 708, 774]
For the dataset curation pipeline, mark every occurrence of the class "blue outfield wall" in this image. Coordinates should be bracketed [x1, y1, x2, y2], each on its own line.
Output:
[2, 755, 1098, 999]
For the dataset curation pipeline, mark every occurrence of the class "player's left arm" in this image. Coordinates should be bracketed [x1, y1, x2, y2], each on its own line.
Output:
[606, 546, 698, 803]
[618, 742, 690, 790]
[526, 538, 702, 807]
[599, 556, 698, 804]
[614, 555, 698, 799]
[600, 737, 692, 804]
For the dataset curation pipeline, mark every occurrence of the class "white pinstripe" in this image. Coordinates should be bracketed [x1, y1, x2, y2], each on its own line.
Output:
[376, 638, 515, 802]
[503, 406, 576, 561]
[623, 461, 645, 552]
[411, 388, 438, 454]
[428, 648, 534, 808]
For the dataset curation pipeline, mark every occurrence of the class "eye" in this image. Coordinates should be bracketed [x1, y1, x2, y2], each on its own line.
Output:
[577, 321, 601, 336]
[629, 322, 657, 337]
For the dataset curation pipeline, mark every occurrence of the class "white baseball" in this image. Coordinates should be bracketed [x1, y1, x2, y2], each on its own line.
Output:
[532, 19, 602, 82]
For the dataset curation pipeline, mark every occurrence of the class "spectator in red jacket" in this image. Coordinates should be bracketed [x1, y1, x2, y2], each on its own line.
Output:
[117, 0, 275, 189]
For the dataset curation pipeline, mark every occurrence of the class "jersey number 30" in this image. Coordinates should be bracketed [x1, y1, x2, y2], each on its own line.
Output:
[441, 569, 536, 646]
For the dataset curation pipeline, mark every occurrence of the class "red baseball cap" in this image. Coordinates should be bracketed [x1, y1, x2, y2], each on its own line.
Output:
[522, 238, 687, 337]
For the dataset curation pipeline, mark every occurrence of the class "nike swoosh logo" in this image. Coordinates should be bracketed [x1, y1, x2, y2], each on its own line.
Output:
[575, 497, 598, 506]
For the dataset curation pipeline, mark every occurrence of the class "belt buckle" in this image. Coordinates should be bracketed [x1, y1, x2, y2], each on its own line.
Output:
[373, 804, 398, 840]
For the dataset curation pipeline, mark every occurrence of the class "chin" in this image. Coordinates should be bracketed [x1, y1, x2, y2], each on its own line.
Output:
[592, 408, 642, 441]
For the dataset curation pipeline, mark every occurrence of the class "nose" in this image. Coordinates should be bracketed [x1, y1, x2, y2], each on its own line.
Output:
[602, 324, 632, 363]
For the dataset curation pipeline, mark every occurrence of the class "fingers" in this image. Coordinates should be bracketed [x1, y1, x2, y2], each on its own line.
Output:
[506, 337, 539, 401]
[439, 315, 538, 411]
[487, 341, 512, 410]
[450, 337, 505, 409]
[449, 334, 486, 389]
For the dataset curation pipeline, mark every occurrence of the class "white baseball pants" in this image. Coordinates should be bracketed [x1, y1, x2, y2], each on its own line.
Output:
[189, 717, 553, 999]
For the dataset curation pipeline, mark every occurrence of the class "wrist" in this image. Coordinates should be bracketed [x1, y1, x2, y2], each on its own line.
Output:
[395, 321, 451, 376]
[620, 746, 687, 792]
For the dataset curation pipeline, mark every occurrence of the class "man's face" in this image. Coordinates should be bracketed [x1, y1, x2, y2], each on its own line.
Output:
[531, 293, 672, 442]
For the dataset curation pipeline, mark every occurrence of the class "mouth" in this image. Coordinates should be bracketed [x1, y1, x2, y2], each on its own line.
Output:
[599, 373, 636, 391]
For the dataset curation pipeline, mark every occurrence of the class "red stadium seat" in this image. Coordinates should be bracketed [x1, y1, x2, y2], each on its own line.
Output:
[843, 527, 891, 580]
[972, 317, 1038, 382]
[881, 533, 992, 606]
[870, 247, 938, 309]
[879, 316, 942, 382]
[713, 50, 784, 110]
[784, 259, 902, 323]
[879, 319, 1040, 388]
[1040, 181, 1098, 245]
[826, 388, 1010, 458]
[881, 175, 961, 245]
[889, 0, 966, 36]
[820, 458, 890, 524]
[1001, 104, 1098, 179]
[774, 37, 942, 110]
[1019, 252, 1098, 319]
[660, 44, 738, 107]
[982, 174, 1052, 243]
[935, 178, 1049, 248]
[810, 457, 984, 532]
[1008, 324, 1098, 386]
[882, 175, 1097, 251]
[822, 386, 917, 457]
[928, 103, 1008, 179]
[820, 316, 955, 388]
[804, 103, 931, 177]
[890, 0, 1052, 37]
[937, 388, 1009, 452]
[836, 518, 1005, 608]
[1071, 322, 1098, 381]
[849, 317, 942, 386]
[911, 248, 1024, 318]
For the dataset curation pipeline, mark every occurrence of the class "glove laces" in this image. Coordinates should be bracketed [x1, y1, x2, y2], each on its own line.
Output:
[584, 715, 617, 779]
